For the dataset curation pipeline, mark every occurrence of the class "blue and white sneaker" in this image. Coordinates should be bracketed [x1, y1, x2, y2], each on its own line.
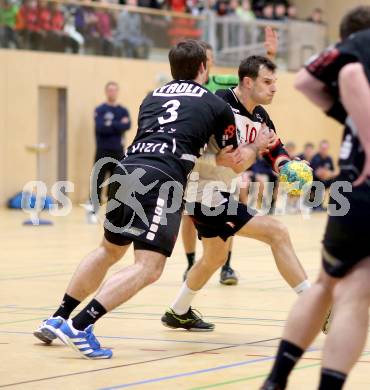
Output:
[33, 316, 65, 344]
[58, 319, 112, 359]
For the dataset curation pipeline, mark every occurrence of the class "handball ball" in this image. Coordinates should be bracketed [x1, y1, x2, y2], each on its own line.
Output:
[279, 160, 313, 196]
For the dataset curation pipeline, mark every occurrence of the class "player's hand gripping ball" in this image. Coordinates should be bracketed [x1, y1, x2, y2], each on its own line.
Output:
[279, 160, 313, 196]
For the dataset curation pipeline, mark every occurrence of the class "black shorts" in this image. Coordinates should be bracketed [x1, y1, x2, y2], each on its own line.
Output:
[186, 195, 256, 241]
[322, 184, 370, 277]
[104, 164, 184, 257]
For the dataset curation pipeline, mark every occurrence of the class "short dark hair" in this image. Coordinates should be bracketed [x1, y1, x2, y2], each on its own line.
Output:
[340, 6, 370, 40]
[304, 142, 314, 149]
[199, 40, 213, 51]
[169, 40, 207, 80]
[105, 81, 119, 89]
[238, 55, 276, 82]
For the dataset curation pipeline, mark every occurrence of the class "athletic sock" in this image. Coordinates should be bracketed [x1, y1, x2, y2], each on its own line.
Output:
[171, 282, 197, 315]
[186, 252, 195, 268]
[72, 299, 107, 331]
[52, 293, 81, 320]
[222, 251, 232, 270]
[266, 339, 304, 389]
[293, 279, 311, 295]
[318, 368, 347, 390]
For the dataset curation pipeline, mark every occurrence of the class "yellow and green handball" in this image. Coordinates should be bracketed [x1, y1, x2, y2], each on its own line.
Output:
[279, 160, 313, 196]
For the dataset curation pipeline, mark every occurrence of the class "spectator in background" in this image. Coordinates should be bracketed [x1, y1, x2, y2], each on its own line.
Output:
[215, 0, 229, 16]
[274, 2, 286, 20]
[310, 139, 336, 211]
[307, 7, 324, 24]
[259, 2, 274, 20]
[87, 81, 131, 223]
[95, 3, 114, 56]
[311, 140, 335, 183]
[287, 3, 297, 20]
[114, 0, 152, 59]
[228, 0, 238, 15]
[16, 0, 42, 50]
[297, 142, 315, 162]
[236, 0, 255, 22]
[63, 6, 84, 53]
[37, 0, 61, 52]
[167, 0, 187, 12]
[38, 1, 51, 34]
[251, 0, 264, 17]
[49, 2, 68, 52]
[0, 0, 20, 48]
[79, 6, 100, 54]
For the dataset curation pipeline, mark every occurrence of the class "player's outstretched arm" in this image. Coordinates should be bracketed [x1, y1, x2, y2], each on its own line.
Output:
[264, 26, 278, 61]
[339, 62, 370, 185]
[295, 68, 334, 111]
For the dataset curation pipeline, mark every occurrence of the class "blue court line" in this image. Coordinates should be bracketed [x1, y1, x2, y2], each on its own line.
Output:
[98, 348, 319, 390]
[98, 356, 275, 389]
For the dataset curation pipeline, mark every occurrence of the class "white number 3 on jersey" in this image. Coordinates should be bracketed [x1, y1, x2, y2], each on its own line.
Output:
[158, 99, 180, 125]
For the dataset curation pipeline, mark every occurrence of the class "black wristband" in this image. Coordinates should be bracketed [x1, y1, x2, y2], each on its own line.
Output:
[326, 101, 347, 123]
[278, 159, 290, 169]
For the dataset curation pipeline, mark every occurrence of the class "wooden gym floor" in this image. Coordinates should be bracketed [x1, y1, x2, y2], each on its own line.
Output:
[0, 207, 369, 389]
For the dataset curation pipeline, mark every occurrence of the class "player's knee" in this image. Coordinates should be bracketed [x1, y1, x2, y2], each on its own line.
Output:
[333, 278, 370, 306]
[137, 258, 165, 285]
[270, 220, 289, 246]
[316, 271, 336, 295]
[145, 263, 164, 284]
[102, 241, 125, 263]
[202, 253, 227, 269]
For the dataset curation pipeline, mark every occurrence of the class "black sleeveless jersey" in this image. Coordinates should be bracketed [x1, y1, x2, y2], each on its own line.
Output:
[123, 80, 238, 185]
[306, 28, 370, 184]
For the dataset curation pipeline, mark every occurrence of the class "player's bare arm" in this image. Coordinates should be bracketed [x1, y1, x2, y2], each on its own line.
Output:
[264, 26, 278, 61]
[232, 125, 276, 173]
[295, 68, 334, 111]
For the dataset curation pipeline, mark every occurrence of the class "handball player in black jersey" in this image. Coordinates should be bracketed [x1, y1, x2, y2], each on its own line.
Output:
[32, 40, 243, 359]
[262, 6, 370, 390]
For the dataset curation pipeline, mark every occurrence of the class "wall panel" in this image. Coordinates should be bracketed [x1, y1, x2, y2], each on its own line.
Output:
[0, 50, 342, 205]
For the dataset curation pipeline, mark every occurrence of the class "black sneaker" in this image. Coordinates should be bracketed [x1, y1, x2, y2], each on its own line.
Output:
[220, 267, 238, 285]
[161, 307, 215, 331]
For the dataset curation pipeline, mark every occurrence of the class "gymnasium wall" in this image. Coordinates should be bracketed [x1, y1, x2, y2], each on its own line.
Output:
[294, 0, 369, 42]
[0, 49, 342, 205]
